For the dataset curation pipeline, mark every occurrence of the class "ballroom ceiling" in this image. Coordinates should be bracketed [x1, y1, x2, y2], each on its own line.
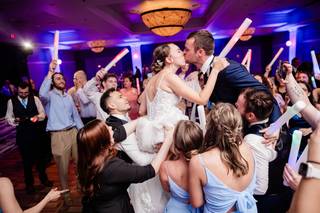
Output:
[0, 0, 319, 49]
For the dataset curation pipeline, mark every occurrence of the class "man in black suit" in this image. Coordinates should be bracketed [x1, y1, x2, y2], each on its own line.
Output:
[100, 88, 154, 165]
[184, 29, 282, 143]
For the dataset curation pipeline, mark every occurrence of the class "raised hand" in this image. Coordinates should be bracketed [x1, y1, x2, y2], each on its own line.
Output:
[212, 57, 230, 73]
[48, 60, 58, 78]
[95, 68, 106, 81]
[283, 164, 301, 191]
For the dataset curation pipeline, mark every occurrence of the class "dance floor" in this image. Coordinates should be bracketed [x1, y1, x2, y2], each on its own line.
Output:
[0, 148, 82, 212]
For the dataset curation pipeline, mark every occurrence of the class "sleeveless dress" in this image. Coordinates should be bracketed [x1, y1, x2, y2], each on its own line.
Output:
[165, 169, 201, 213]
[130, 74, 188, 213]
[198, 154, 257, 213]
[136, 74, 188, 153]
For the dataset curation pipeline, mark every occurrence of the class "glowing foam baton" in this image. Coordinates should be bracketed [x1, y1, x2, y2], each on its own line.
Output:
[241, 49, 250, 65]
[219, 18, 252, 57]
[294, 145, 308, 171]
[311, 50, 320, 75]
[241, 49, 252, 72]
[53, 31, 59, 61]
[284, 130, 303, 186]
[288, 130, 303, 167]
[104, 48, 129, 73]
[266, 101, 306, 135]
[268, 47, 284, 67]
[197, 105, 206, 132]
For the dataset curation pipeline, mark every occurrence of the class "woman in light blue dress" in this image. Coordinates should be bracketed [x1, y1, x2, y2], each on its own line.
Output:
[189, 103, 257, 213]
[159, 120, 203, 213]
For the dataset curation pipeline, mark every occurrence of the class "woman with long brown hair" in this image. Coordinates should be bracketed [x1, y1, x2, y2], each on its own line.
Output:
[159, 120, 203, 213]
[189, 103, 257, 213]
[77, 119, 173, 213]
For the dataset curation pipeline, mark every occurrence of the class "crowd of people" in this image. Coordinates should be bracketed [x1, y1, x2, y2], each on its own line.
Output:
[1, 29, 320, 213]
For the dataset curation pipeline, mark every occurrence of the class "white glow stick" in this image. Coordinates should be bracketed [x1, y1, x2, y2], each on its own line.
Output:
[266, 101, 306, 135]
[311, 50, 320, 75]
[136, 78, 141, 95]
[246, 49, 252, 72]
[53, 31, 59, 61]
[294, 145, 308, 171]
[197, 105, 206, 132]
[284, 130, 303, 186]
[219, 18, 252, 57]
[311, 76, 317, 89]
[268, 47, 284, 67]
[288, 130, 303, 167]
[241, 50, 250, 65]
[104, 48, 129, 73]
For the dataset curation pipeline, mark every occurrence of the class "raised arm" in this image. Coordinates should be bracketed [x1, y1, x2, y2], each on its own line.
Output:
[168, 58, 229, 105]
[39, 60, 56, 103]
[284, 63, 320, 129]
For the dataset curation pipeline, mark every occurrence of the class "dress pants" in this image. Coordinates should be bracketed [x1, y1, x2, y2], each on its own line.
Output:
[51, 127, 78, 189]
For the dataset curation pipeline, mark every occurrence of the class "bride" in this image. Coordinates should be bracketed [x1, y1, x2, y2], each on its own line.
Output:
[129, 43, 229, 213]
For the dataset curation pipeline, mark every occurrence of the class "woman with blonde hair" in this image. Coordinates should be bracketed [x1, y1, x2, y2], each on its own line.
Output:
[159, 120, 203, 213]
[189, 103, 257, 213]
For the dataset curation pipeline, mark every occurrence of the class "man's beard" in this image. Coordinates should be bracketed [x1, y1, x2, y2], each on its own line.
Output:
[53, 82, 65, 90]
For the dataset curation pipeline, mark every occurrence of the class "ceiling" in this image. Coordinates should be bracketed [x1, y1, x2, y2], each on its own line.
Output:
[0, 0, 319, 50]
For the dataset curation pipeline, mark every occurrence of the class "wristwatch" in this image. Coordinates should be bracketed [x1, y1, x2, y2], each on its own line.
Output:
[299, 162, 320, 179]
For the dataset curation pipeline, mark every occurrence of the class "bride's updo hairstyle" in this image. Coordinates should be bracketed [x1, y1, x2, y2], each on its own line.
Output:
[170, 120, 203, 161]
[151, 44, 171, 73]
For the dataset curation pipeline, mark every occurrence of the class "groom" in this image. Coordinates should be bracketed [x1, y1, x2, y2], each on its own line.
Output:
[184, 30, 281, 141]
[100, 88, 155, 165]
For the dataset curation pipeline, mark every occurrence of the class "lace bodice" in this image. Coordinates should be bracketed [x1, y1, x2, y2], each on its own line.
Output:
[146, 87, 181, 120]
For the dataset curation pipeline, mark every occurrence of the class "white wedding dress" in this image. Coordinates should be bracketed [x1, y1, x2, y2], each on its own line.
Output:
[129, 75, 188, 213]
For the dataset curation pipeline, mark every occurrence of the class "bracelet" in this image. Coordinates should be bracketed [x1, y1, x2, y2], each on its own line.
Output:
[307, 160, 320, 165]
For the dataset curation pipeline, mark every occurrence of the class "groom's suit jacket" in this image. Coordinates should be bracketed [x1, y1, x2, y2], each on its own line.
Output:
[207, 58, 281, 123]
[106, 115, 155, 166]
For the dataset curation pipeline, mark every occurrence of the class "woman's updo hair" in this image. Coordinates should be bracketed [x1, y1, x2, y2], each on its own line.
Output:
[170, 120, 203, 161]
[151, 44, 171, 73]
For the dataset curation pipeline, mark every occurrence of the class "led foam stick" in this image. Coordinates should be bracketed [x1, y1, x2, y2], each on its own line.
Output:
[311, 76, 317, 89]
[268, 47, 284, 67]
[104, 48, 129, 73]
[284, 130, 303, 186]
[136, 78, 141, 95]
[219, 18, 252, 57]
[266, 101, 306, 135]
[197, 105, 206, 132]
[53, 31, 59, 61]
[245, 49, 252, 72]
[311, 50, 320, 75]
[241, 49, 250, 65]
[288, 130, 303, 167]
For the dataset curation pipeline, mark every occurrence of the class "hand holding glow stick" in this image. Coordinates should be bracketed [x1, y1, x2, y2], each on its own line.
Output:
[53, 31, 59, 61]
[197, 105, 206, 132]
[311, 50, 320, 75]
[103, 48, 129, 74]
[219, 18, 252, 57]
[284, 130, 302, 186]
[268, 47, 284, 67]
[266, 101, 306, 135]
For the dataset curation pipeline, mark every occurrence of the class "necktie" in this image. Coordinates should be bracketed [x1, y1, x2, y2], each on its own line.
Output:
[22, 99, 27, 108]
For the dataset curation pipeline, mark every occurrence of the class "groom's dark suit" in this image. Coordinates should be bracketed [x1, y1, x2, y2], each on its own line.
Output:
[106, 115, 132, 163]
[207, 58, 281, 123]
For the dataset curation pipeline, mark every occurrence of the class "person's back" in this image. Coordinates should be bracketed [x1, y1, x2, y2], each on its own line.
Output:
[159, 120, 203, 213]
[198, 144, 255, 213]
[236, 88, 277, 195]
[189, 103, 257, 213]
